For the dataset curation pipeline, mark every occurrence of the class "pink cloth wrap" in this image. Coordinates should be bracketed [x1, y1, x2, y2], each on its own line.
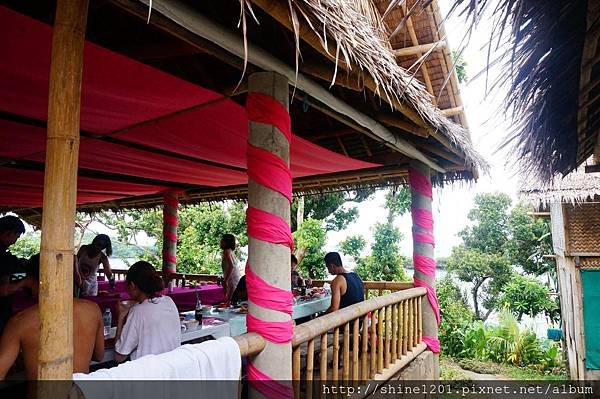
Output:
[246, 92, 292, 142]
[247, 144, 292, 203]
[409, 168, 441, 354]
[245, 264, 293, 315]
[246, 207, 294, 252]
[408, 168, 433, 198]
[411, 208, 434, 231]
[245, 92, 294, 396]
[247, 362, 294, 398]
[422, 336, 441, 354]
[246, 312, 294, 344]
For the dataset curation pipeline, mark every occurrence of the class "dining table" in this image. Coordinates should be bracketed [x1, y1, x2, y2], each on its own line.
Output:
[95, 317, 231, 364]
[81, 284, 226, 326]
[198, 294, 332, 337]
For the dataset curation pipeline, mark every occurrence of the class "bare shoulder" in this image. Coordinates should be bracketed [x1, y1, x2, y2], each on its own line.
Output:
[7, 305, 38, 334]
[75, 299, 101, 317]
[331, 275, 345, 287]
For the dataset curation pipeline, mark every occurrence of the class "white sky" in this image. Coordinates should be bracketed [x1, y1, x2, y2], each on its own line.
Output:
[327, 0, 520, 259]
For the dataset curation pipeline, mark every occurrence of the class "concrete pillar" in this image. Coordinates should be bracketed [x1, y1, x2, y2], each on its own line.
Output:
[162, 191, 179, 275]
[410, 160, 440, 378]
[247, 71, 292, 385]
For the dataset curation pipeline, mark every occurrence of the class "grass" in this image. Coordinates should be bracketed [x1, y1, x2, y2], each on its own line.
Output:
[450, 357, 568, 381]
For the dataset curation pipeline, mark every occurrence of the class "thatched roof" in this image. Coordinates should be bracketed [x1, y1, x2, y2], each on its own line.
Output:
[249, 0, 487, 172]
[519, 161, 600, 204]
[445, 0, 598, 182]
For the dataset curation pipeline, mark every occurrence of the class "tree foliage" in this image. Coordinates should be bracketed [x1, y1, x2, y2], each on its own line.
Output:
[447, 193, 558, 322]
[346, 187, 411, 282]
[293, 218, 327, 279]
[447, 245, 512, 320]
[500, 274, 559, 322]
[291, 189, 374, 232]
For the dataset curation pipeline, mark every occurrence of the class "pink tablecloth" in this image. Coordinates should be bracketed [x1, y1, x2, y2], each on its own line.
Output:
[97, 280, 127, 292]
[11, 285, 225, 326]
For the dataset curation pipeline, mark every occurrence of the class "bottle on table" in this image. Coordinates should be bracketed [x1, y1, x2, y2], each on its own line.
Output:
[194, 286, 203, 325]
[102, 308, 112, 337]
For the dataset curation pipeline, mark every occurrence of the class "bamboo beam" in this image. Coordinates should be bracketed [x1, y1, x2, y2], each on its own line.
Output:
[234, 332, 267, 356]
[300, 62, 364, 91]
[38, 0, 88, 381]
[393, 41, 447, 58]
[441, 106, 464, 117]
[375, 114, 429, 138]
[401, 4, 434, 95]
[124, 0, 444, 172]
[247, 72, 292, 385]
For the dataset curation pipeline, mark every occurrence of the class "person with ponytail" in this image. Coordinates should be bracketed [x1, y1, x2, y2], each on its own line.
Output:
[114, 261, 180, 362]
[77, 234, 114, 296]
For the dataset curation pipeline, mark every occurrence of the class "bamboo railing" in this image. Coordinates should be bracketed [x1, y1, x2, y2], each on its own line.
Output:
[291, 287, 426, 398]
[311, 280, 414, 299]
[99, 269, 219, 286]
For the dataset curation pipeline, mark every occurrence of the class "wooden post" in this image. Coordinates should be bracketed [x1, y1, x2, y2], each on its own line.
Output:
[162, 191, 179, 276]
[38, 0, 88, 381]
[410, 160, 440, 378]
[247, 72, 292, 385]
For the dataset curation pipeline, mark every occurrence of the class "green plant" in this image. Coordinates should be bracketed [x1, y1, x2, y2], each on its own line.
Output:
[500, 274, 558, 321]
[293, 218, 327, 279]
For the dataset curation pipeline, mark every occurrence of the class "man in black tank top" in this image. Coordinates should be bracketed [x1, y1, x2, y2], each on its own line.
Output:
[323, 252, 364, 314]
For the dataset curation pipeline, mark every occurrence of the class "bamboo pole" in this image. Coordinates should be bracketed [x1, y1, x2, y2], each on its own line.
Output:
[361, 315, 369, 381]
[319, 333, 328, 382]
[377, 309, 384, 373]
[392, 304, 398, 362]
[352, 319, 359, 382]
[384, 306, 391, 368]
[342, 323, 350, 383]
[408, 299, 414, 351]
[38, 0, 88, 381]
[306, 339, 315, 399]
[402, 300, 409, 355]
[370, 313, 376, 378]
[293, 346, 301, 399]
[247, 72, 292, 386]
[418, 296, 423, 342]
[397, 302, 403, 357]
[332, 327, 340, 381]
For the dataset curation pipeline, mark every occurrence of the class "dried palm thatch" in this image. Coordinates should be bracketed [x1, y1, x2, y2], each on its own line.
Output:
[445, 0, 589, 182]
[519, 161, 600, 205]
[239, 0, 487, 172]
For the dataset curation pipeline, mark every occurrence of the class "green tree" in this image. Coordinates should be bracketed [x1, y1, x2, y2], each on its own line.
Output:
[291, 189, 375, 232]
[339, 235, 366, 262]
[9, 231, 41, 259]
[459, 193, 512, 255]
[352, 187, 411, 282]
[446, 245, 512, 321]
[500, 274, 559, 322]
[505, 205, 554, 277]
[452, 50, 468, 84]
[293, 218, 327, 279]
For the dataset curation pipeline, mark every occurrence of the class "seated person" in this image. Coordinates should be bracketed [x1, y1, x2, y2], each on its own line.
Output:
[0, 254, 104, 379]
[291, 254, 312, 289]
[323, 252, 364, 314]
[230, 275, 247, 304]
[0, 216, 32, 336]
[115, 261, 180, 362]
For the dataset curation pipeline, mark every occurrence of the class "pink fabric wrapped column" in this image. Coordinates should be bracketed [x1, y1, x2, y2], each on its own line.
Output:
[162, 191, 178, 275]
[409, 162, 441, 357]
[245, 72, 293, 398]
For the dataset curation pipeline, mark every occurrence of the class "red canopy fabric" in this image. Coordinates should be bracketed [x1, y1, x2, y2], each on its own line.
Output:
[0, 6, 379, 209]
